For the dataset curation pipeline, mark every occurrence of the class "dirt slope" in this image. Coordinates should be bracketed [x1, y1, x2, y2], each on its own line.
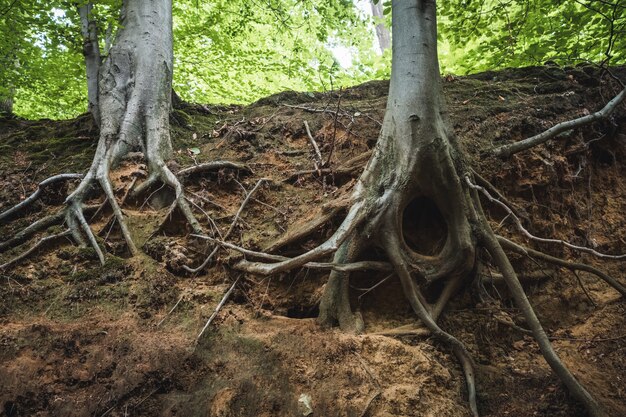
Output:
[0, 65, 625, 417]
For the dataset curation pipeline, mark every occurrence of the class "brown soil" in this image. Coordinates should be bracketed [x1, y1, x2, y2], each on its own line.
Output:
[1, 65, 625, 417]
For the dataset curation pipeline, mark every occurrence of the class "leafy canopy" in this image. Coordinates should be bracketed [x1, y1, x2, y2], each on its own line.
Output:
[1, 0, 624, 119]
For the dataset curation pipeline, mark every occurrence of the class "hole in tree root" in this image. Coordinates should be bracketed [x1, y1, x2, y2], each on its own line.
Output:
[402, 197, 447, 256]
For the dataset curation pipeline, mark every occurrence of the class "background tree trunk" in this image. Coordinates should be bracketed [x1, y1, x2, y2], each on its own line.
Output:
[0, 93, 12, 116]
[370, 1, 391, 53]
[78, 2, 101, 126]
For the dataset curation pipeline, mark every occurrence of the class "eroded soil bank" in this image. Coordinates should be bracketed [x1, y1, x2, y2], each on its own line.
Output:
[1, 65, 625, 417]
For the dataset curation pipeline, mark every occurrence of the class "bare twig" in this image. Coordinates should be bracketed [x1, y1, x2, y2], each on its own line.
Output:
[326, 88, 343, 166]
[303, 121, 324, 170]
[183, 179, 268, 273]
[156, 294, 185, 327]
[196, 276, 240, 341]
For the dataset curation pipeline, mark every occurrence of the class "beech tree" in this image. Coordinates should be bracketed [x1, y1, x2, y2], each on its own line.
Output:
[217, 1, 624, 416]
[1, 1, 625, 416]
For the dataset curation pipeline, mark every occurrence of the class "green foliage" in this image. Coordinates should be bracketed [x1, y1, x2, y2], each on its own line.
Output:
[0, 1, 87, 119]
[1, 0, 624, 119]
[2, 0, 377, 119]
[172, 0, 378, 104]
[438, 0, 626, 74]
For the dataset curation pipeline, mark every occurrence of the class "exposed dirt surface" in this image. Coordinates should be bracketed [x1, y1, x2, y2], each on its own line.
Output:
[1, 65, 625, 417]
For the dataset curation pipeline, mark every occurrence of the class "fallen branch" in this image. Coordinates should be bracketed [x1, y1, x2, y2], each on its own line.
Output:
[0, 173, 83, 222]
[303, 121, 324, 171]
[492, 86, 626, 157]
[467, 176, 626, 260]
[177, 160, 252, 179]
[196, 275, 240, 341]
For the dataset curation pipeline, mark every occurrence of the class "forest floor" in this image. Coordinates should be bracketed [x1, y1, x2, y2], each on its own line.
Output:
[0, 65, 625, 417]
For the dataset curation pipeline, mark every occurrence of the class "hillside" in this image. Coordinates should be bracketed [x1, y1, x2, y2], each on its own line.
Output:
[1, 65, 625, 417]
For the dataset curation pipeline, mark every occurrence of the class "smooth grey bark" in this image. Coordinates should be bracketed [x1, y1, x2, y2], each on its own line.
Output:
[370, 1, 391, 52]
[318, 1, 478, 413]
[319, 0, 475, 330]
[230, 2, 605, 415]
[65, 0, 200, 263]
[78, 2, 101, 126]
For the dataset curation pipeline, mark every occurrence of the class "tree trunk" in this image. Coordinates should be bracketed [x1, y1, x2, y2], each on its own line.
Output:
[78, 2, 101, 126]
[65, 0, 200, 263]
[370, 1, 391, 53]
[0, 94, 12, 117]
[315, 2, 604, 416]
[319, 0, 475, 332]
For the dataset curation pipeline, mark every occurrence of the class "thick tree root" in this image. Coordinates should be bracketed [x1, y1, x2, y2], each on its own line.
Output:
[382, 233, 478, 417]
[0, 211, 66, 253]
[191, 235, 392, 273]
[0, 173, 83, 223]
[318, 235, 365, 332]
[263, 196, 349, 253]
[472, 182, 605, 417]
[233, 199, 368, 275]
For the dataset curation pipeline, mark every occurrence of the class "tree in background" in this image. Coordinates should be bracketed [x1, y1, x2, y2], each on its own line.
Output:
[369, 0, 390, 52]
[78, 2, 101, 125]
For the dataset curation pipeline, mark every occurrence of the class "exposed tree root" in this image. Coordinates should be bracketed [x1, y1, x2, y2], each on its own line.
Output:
[0, 230, 71, 270]
[492, 85, 626, 158]
[283, 150, 371, 183]
[0, 211, 67, 253]
[0, 173, 83, 222]
[479, 223, 603, 417]
[263, 196, 350, 253]
[497, 235, 626, 297]
[191, 235, 392, 273]
[183, 178, 268, 273]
